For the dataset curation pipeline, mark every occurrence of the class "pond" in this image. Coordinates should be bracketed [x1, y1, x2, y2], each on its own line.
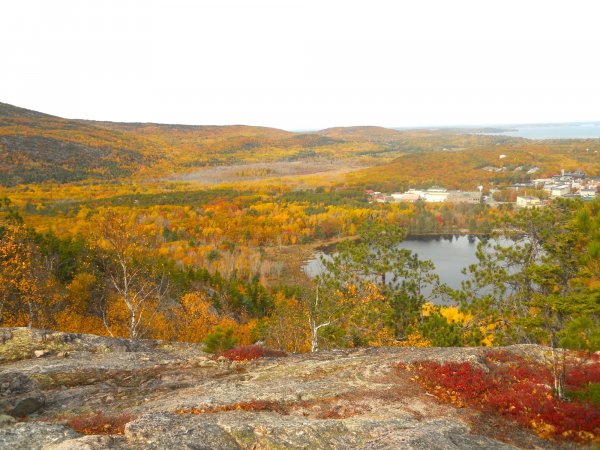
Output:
[303, 235, 487, 294]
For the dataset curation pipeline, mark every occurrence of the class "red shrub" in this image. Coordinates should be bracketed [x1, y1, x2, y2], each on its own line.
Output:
[221, 345, 287, 361]
[566, 362, 600, 389]
[67, 411, 133, 435]
[399, 353, 600, 442]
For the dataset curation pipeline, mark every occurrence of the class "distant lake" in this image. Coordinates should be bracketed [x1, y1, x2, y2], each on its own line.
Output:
[479, 123, 600, 139]
[303, 235, 488, 302]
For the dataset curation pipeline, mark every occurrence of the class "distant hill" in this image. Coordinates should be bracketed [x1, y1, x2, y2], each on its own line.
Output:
[317, 126, 409, 142]
[0, 103, 377, 185]
[347, 140, 600, 191]
[84, 121, 294, 139]
[0, 102, 55, 120]
[0, 102, 161, 186]
[0, 102, 541, 187]
[84, 120, 348, 167]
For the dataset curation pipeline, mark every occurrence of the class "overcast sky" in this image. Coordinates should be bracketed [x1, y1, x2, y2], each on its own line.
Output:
[2, 0, 599, 130]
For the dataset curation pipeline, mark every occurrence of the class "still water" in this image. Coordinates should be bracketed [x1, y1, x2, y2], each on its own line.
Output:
[479, 123, 600, 139]
[303, 235, 485, 292]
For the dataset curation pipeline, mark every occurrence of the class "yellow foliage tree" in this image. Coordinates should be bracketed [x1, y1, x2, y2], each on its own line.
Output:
[0, 224, 46, 327]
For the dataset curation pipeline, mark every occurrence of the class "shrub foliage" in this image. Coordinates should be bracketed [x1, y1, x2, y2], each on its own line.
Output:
[66, 411, 133, 435]
[398, 351, 600, 442]
[221, 344, 287, 361]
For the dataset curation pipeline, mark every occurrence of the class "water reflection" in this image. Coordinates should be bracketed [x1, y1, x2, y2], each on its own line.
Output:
[303, 235, 488, 293]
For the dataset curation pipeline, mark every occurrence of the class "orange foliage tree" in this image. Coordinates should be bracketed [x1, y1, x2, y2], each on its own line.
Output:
[0, 223, 51, 327]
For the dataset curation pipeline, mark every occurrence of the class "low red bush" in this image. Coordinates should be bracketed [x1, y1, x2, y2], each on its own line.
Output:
[221, 344, 287, 361]
[566, 361, 600, 389]
[400, 353, 600, 442]
[67, 411, 133, 435]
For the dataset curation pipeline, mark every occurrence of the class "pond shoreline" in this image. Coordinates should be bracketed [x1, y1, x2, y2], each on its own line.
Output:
[313, 231, 492, 253]
[305, 234, 496, 295]
[407, 231, 491, 237]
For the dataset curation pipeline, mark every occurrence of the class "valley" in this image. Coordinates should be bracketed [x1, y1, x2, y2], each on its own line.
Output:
[0, 103, 598, 446]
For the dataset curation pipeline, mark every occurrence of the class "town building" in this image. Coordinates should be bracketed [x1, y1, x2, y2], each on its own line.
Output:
[424, 188, 449, 203]
[580, 188, 597, 199]
[371, 187, 482, 204]
[550, 185, 571, 197]
[391, 191, 422, 202]
[447, 191, 482, 204]
[516, 196, 542, 208]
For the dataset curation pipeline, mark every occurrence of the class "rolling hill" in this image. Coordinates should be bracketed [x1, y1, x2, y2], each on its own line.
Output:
[0, 103, 160, 186]
[2, 102, 597, 188]
[347, 140, 600, 191]
[0, 103, 385, 185]
[317, 125, 409, 142]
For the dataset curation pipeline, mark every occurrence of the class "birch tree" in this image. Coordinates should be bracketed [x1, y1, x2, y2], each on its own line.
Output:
[95, 211, 168, 339]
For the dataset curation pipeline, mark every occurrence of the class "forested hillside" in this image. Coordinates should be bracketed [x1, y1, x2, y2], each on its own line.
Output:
[1, 101, 599, 444]
[0, 103, 163, 186]
[85, 120, 376, 168]
[0, 103, 396, 185]
[2, 102, 598, 189]
[349, 141, 600, 191]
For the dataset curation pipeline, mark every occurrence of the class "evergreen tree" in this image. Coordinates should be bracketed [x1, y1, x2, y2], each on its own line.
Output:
[458, 199, 600, 399]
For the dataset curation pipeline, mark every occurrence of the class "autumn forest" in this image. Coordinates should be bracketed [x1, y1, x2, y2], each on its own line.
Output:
[1, 101, 599, 441]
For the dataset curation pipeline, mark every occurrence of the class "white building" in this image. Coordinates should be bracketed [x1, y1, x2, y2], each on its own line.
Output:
[386, 187, 482, 204]
[424, 188, 449, 203]
[516, 196, 542, 208]
[389, 189, 424, 203]
[580, 188, 597, 198]
[550, 185, 570, 197]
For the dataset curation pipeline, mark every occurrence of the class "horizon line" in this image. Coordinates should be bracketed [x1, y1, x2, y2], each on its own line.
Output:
[2, 101, 600, 133]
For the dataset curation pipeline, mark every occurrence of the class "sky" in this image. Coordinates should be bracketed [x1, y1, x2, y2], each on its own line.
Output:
[1, 0, 600, 130]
